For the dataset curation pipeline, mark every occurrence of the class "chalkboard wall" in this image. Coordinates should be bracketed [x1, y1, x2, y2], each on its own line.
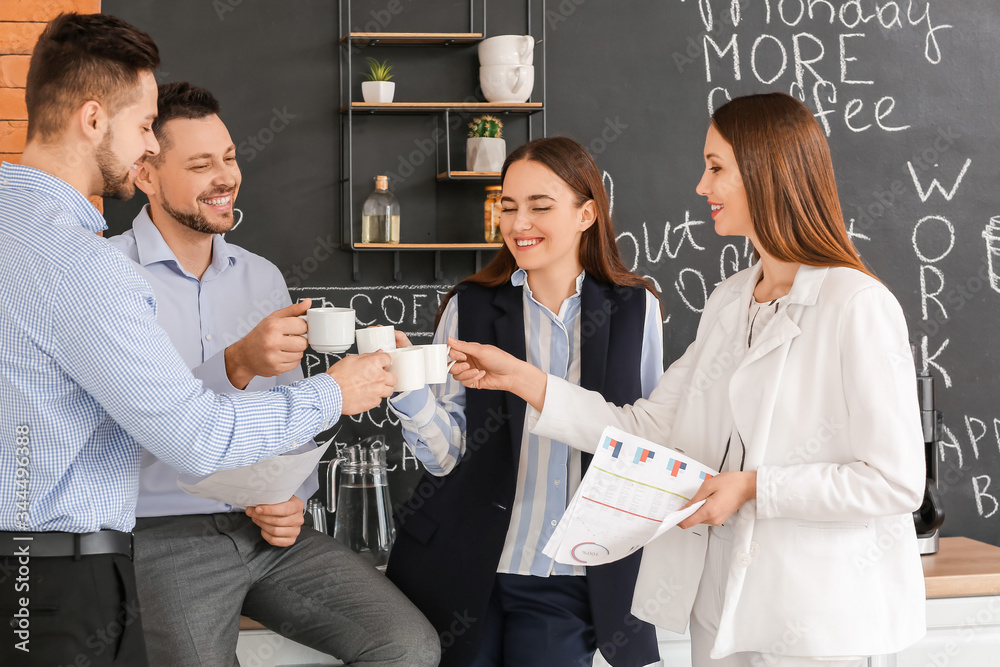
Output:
[104, 0, 1000, 548]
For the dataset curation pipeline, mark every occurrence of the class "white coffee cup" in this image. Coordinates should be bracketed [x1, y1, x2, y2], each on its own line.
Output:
[479, 65, 534, 103]
[478, 35, 534, 66]
[388, 347, 426, 392]
[356, 326, 397, 354]
[299, 307, 355, 354]
[415, 344, 454, 384]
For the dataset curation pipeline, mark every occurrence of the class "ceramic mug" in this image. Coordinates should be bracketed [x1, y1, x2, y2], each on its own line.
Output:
[356, 326, 397, 354]
[479, 65, 534, 104]
[478, 35, 534, 66]
[388, 347, 426, 392]
[414, 344, 455, 384]
[299, 308, 355, 354]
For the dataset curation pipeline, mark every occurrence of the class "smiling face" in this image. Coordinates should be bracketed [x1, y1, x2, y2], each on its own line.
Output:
[140, 114, 241, 235]
[696, 124, 755, 241]
[96, 71, 160, 200]
[499, 159, 595, 279]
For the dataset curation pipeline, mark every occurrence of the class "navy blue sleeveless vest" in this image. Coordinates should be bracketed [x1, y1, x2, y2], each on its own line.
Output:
[387, 275, 660, 667]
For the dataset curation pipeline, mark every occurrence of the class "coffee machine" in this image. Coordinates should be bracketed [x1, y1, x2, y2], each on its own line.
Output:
[914, 370, 946, 555]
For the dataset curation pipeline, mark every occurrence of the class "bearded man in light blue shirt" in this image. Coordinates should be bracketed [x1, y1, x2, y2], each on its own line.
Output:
[107, 82, 438, 667]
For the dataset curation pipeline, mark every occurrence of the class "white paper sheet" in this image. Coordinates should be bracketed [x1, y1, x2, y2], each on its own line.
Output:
[543, 427, 715, 566]
[177, 443, 329, 508]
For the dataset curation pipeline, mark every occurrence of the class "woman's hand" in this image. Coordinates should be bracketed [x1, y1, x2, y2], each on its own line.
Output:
[678, 471, 757, 529]
[447, 337, 520, 391]
[447, 337, 548, 411]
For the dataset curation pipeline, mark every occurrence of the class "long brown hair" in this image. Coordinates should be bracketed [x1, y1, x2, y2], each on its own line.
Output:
[435, 136, 656, 328]
[712, 92, 875, 278]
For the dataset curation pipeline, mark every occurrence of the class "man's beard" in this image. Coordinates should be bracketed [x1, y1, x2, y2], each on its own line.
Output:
[95, 131, 136, 201]
[161, 188, 235, 235]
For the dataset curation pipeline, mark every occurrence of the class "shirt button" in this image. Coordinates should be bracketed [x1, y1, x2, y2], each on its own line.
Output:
[736, 553, 752, 567]
[554, 479, 561, 486]
[749, 541, 760, 556]
[551, 520, 558, 527]
[205, 334, 212, 341]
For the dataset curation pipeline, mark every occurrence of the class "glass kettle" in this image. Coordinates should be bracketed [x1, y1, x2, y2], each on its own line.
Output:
[326, 436, 396, 571]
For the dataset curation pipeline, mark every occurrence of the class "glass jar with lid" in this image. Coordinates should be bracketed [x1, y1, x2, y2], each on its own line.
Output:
[484, 185, 503, 243]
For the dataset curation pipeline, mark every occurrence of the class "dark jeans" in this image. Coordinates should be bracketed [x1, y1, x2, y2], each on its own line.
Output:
[469, 573, 596, 667]
[0, 552, 147, 666]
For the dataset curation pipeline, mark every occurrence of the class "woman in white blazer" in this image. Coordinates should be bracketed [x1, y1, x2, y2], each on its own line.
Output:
[446, 92, 927, 666]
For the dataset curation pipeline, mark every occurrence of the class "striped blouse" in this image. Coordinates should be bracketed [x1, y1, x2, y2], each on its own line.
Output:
[390, 269, 663, 576]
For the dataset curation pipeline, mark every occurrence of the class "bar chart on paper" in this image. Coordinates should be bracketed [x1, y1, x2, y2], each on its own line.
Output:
[543, 427, 716, 566]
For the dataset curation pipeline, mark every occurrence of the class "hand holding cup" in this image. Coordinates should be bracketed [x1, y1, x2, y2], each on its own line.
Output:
[327, 352, 396, 415]
[447, 337, 549, 411]
[225, 299, 311, 389]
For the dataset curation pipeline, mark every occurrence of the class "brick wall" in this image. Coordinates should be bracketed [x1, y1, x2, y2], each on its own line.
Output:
[0, 0, 102, 210]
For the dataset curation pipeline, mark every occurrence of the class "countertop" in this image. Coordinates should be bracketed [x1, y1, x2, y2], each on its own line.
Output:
[239, 536, 1000, 631]
[922, 536, 1000, 598]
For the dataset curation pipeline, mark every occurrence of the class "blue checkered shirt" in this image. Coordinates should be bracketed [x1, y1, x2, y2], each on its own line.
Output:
[0, 162, 342, 533]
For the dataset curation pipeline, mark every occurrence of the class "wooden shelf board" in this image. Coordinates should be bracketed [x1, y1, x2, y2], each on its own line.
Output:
[345, 102, 542, 113]
[342, 32, 483, 45]
[922, 537, 1000, 598]
[353, 242, 502, 250]
[437, 171, 501, 180]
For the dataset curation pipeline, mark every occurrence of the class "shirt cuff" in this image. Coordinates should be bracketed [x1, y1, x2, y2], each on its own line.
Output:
[527, 374, 564, 441]
[302, 373, 343, 430]
[755, 465, 782, 520]
[388, 387, 429, 419]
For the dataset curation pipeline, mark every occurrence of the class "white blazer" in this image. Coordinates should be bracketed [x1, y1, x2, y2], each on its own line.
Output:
[531, 263, 926, 659]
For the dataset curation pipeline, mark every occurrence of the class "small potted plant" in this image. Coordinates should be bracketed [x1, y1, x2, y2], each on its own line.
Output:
[361, 58, 394, 103]
[466, 115, 505, 172]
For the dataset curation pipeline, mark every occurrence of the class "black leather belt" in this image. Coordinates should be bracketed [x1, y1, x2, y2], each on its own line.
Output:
[0, 530, 133, 559]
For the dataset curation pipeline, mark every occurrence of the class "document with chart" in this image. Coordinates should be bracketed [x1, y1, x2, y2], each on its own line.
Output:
[543, 426, 715, 566]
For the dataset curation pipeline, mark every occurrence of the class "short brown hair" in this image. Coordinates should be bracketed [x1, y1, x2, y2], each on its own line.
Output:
[25, 13, 160, 142]
[148, 82, 221, 160]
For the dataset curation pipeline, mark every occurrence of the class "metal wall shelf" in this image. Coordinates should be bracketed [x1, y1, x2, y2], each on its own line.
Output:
[338, 0, 545, 281]
[342, 32, 484, 46]
[343, 102, 543, 114]
[436, 171, 500, 181]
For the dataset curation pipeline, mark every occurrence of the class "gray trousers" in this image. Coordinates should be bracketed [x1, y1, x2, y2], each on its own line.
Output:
[134, 513, 440, 667]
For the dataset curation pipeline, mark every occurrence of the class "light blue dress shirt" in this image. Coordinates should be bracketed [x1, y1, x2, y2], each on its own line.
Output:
[108, 206, 318, 517]
[390, 269, 663, 576]
[0, 162, 341, 533]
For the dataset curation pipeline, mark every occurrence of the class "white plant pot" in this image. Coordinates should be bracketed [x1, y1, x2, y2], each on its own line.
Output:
[466, 137, 506, 173]
[362, 81, 395, 103]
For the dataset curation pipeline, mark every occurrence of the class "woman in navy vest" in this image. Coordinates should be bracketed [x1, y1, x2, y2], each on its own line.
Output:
[386, 137, 664, 667]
